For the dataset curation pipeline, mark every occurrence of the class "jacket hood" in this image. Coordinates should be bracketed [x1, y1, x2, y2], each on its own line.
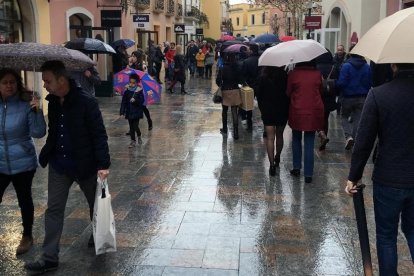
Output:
[348, 56, 367, 69]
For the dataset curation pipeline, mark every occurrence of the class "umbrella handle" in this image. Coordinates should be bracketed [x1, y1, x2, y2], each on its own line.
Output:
[352, 185, 373, 276]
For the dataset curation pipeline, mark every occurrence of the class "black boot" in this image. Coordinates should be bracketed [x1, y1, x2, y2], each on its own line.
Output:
[167, 87, 174, 94]
[233, 125, 239, 140]
[221, 109, 228, 134]
[181, 88, 187, 95]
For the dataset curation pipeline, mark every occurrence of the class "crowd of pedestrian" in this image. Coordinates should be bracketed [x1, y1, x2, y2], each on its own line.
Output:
[1, 29, 413, 275]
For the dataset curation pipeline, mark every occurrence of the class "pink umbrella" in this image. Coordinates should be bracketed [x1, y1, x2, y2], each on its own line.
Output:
[222, 44, 249, 53]
[113, 68, 161, 105]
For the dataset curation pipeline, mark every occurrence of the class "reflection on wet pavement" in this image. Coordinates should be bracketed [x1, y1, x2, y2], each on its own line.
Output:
[1, 75, 413, 275]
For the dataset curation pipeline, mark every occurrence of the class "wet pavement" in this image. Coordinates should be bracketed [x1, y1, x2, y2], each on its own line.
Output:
[1, 73, 413, 276]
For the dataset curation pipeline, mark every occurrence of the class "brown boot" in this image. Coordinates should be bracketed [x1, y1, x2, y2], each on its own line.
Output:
[16, 235, 33, 255]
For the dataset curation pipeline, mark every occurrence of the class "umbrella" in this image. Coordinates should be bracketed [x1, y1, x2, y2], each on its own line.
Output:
[253, 33, 280, 44]
[111, 39, 135, 49]
[0, 42, 95, 72]
[113, 68, 161, 105]
[64, 38, 116, 54]
[352, 184, 374, 276]
[223, 44, 249, 53]
[220, 35, 236, 41]
[280, 35, 296, 42]
[351, 7, 414, 63]
[258, 39, 327, 67]
[219, 40, 244, 52]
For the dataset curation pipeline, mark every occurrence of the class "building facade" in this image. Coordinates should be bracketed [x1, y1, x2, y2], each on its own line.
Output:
[228, 3, 285, 38]
[320, 0, 414, 54]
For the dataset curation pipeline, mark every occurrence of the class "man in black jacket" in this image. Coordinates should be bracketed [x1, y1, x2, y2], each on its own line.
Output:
[25, 60, 110, 273]
[345, 63, 414, 276]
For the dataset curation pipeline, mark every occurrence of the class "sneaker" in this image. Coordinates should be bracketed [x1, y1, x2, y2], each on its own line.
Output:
[138, 137, 143, 144]
[16, 235, 33, 255]
[345, 137, 354, 150]
[128, 141, 136, 148]
[24, 260, 59, 273]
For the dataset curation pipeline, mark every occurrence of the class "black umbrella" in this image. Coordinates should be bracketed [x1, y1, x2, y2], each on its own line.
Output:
[353, 184, 373, 276]
[110, 39, 135, 49]
[64, 38, 116, 54]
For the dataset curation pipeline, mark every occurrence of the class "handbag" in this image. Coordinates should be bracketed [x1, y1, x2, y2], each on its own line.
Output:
[322, 66, 336, 96]
[213, 68, 223, 104]
[92, 177, 117, 255]
[239, 85, 254, 111]
[213, 87, 222, 104]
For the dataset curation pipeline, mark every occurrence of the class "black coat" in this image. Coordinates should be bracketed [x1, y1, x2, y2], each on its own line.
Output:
[120, 86, 145, 120]
[216, 63, 240, 90]
[241, 54, 260, 91]
[348, 71, 414, 188]
[39, 80, 110, 180]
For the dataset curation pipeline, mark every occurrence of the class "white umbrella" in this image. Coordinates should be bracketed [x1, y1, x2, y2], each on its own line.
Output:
[0, 42, 96, 72]
[258, 39, 327, 67]
[351, 7, 414, 63]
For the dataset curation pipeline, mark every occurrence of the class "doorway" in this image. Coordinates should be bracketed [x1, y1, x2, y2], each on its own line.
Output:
[175, 33, 188, 54]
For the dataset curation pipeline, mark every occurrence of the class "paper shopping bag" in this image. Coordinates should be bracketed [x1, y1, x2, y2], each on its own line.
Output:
[92, 178, 117, 255]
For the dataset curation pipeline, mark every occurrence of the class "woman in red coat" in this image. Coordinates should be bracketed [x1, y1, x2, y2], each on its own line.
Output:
[287, 62, 324, 183]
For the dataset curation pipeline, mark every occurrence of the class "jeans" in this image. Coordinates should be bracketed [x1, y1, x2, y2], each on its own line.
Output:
[341, 96, 366, 139]
[292, 130, 315, 177]
[374, 185, 414, 276]
[188, 60, 196, 75]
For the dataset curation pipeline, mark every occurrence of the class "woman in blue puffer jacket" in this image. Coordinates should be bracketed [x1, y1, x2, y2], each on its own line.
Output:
[0, 68, 46, 255]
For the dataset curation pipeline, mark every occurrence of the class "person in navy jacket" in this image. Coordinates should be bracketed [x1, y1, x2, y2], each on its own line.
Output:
[345, 63, 414, 275]
[120, 73, 145, 147]
[25, 60, 110, 273]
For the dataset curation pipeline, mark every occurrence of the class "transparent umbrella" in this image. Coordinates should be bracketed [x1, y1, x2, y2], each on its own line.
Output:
[0, 42, 96, 72]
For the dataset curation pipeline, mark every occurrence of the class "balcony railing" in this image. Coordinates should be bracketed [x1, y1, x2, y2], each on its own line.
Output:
[153, 0, 164, 13]
[135, 0, 150, 10]
[176, 3, 183, 18]
[166, 0, 175, 16]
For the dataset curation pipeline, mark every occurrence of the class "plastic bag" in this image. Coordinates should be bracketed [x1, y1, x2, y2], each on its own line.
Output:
[92, 177, 117, 255]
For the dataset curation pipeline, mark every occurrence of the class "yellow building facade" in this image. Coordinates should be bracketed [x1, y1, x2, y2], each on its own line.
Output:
[201, 0, 225, 40]
[229, 3, 271, 38]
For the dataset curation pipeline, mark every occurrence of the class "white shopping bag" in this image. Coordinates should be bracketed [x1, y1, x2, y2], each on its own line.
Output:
[92, 177, 117, 255]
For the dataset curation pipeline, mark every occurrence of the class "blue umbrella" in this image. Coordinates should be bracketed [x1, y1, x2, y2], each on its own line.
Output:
[110, 39, 135, 49]
[253, 34, 280, 44]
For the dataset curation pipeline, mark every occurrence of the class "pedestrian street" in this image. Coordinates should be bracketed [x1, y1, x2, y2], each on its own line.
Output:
[1, 74, 413, 276]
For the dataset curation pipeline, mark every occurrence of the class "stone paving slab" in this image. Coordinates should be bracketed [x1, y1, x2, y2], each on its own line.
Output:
[1, 75, 413, 275]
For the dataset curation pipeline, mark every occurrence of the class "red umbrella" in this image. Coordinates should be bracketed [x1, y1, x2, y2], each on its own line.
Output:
[220, 35, 236, 41]
[280, 36, 296, 42]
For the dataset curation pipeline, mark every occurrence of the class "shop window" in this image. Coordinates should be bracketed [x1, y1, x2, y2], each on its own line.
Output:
[0, 0, 22, 43]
